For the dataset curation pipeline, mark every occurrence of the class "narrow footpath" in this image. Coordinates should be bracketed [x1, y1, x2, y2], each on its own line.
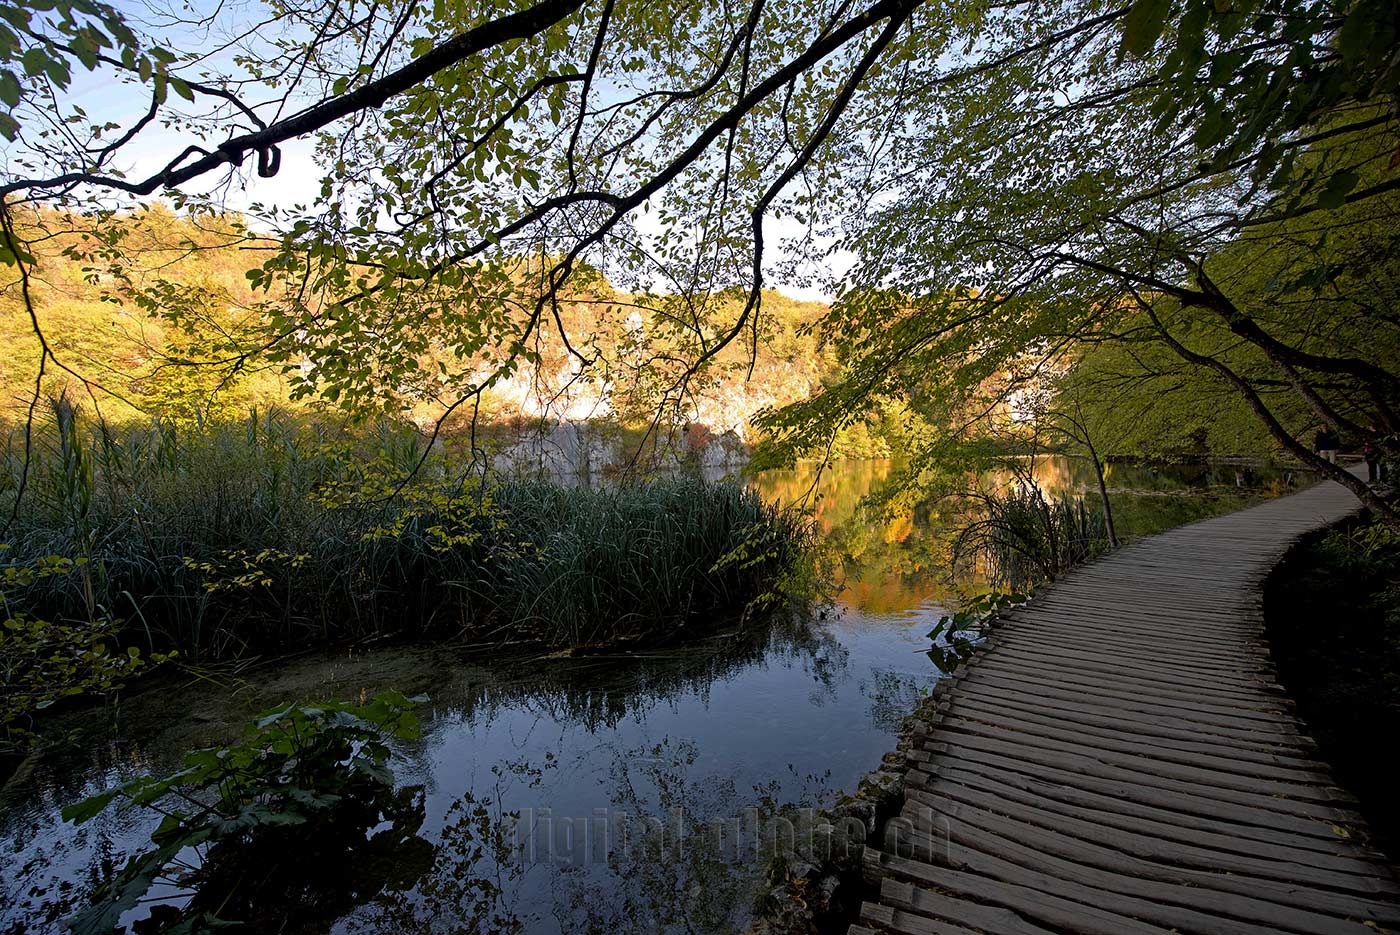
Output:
[856, 470, 1400, 935]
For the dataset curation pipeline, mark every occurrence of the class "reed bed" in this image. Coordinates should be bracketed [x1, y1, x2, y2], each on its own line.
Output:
[1, 401, 808, 661]
[955, 483, 1111, 591]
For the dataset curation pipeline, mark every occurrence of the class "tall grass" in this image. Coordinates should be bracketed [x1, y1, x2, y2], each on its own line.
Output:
[1, 401, 809, 660]
[955, 483, 1110, 591]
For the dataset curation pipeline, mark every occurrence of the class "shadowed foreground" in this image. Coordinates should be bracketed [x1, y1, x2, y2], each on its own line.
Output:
[856, 469, 1400, 935]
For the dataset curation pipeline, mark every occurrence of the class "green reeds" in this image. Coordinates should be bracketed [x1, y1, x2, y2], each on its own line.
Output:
[956, 483, 1111, 591]
[1, 403, 809, 661]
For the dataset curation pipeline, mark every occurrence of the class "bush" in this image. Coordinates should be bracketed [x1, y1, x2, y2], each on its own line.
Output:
[1266, 518, 1400, 858]
[62, 691, 430, 934]
[1, 554, 174, 755]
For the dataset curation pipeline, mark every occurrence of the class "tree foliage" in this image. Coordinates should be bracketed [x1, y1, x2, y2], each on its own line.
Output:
[0, 0, 1397, 519]
[755, 0, 1400, 522]
[2, 0, 926, 439]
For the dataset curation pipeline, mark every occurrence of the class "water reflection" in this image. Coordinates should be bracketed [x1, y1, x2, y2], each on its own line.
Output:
[0, 456, 1303, 934]
[753, 456, 1303, 607]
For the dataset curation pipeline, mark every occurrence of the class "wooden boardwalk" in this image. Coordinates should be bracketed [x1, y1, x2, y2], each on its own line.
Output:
[855, 472, 1400, 935]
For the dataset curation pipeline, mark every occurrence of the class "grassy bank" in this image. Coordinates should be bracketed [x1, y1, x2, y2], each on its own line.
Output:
[1265, 517, 1400, 858]
[2, 404, 811, 664]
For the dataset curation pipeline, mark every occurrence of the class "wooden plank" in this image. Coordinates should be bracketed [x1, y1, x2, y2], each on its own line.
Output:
[1009, 601, 1263, 634]
[939, 692, 1332, 784]
[904, 790, 1400, 926]
[923, 732, 1353, 825]
[914, 743, 1348, 842]
[967, 657, 1287, 713]
[877, 879, 1060, 935]
[948, 682, 1313, 758]
[982, 643, 1281, 701]
[987, 630, 1275, 679]
[988, 614, 1274, 659]
[936, 705, 1336, 790]
[851, 473, 1400, 935]
[1028, 599, 1259, 629]
[858, 901, 981, 935]
[958, 669, 1300, 732]
[888, 825, 1369, 935]
[925, 754, 1377, 860]
[907, 773, 1399, 891]
[1003, 615, 1272, 659]
[872, 849, 1176, 935]
[988, 627, 1274, 676]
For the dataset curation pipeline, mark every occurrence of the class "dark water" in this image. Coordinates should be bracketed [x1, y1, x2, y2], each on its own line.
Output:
[0, 457, 1304, 934]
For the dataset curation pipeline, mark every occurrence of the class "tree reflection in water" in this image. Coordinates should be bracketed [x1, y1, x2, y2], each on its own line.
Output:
[319, 619, 851, 935]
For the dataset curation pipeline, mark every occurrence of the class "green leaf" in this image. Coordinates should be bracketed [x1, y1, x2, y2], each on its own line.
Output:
[1121, 0, 1171, 58]
[68, 34, 98, 69]
[1338, 3, 1379, 68]
[1193, 100, 1226, 147]
[69, 845, 181, 935]
[1317, 170, 1359, 210]
[254, 703, 294, 728]
[21, 47, 49, 77]
[62, 788, 120, 824]
[43, 57, 70, 87]
[0, 68, 20, 107]
[0, 6, 30, 30]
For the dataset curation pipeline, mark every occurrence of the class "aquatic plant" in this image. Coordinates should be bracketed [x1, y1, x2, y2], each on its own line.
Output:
[955, 484, 1110, 591]
[923, 589, 1029, 674]
[1, 553, 174, 756]
[1, 405, 811, 660]
[62, 691, 430, 935]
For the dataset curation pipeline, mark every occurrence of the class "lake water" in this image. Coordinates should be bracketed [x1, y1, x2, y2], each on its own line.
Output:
[0, 457, 1305, 935]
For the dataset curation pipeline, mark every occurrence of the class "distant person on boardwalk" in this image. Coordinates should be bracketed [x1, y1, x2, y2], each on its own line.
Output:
[1313, 427, 1340, 464]
[1364, 427, 1382, 482]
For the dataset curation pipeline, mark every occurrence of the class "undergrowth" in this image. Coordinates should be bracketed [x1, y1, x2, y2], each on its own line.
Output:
[1265, 516, 1400, 858]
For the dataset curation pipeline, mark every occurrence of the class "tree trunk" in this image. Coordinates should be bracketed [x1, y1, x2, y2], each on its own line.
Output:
[1086, 435, 1119, 547]
[1145, 303, 1400, 531]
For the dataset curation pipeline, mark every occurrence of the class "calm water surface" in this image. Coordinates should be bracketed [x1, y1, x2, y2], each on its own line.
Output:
[0, 457, 1304, 934]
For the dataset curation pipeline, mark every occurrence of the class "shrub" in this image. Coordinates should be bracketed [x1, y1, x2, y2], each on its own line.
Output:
[1, 553, 174, 755]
